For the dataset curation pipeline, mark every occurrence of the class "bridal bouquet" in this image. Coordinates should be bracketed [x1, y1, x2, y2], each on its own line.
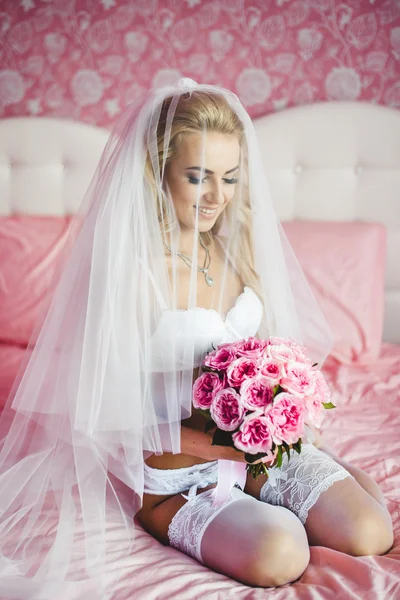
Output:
[192, 336, 335, 479]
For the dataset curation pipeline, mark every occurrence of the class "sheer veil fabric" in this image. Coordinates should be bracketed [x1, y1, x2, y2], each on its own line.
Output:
[0, 79, 333, 598]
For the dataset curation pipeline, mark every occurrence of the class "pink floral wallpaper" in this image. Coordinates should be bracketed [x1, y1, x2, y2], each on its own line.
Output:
[0, 0, 400, 128]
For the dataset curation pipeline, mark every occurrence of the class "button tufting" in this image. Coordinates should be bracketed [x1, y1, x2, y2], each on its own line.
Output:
[354, 165, 363, 174]
[293, 164, 302, 174]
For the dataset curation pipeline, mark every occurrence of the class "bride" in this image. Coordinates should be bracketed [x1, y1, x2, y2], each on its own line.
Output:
[0, 78, 393, 598]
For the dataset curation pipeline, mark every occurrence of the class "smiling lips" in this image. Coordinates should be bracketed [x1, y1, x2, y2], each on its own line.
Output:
[193, 206, 219, 217]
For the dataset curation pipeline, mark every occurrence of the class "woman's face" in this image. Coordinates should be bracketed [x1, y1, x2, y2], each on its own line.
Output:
[165, 131, 240, 233]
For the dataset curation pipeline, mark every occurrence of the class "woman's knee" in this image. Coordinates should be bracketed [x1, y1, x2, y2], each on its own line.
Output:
[244, 524, 310, 588]
[345, 505, 394, 557]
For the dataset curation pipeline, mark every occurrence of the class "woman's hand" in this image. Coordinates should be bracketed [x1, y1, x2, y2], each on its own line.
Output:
[215, 444, 247, 463]
[180, 425, 274, 466]
[212, 442, 275, 467]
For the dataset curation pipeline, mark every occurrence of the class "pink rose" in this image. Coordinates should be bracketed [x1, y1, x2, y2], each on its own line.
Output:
[215, 341, 241, 352]
[204, 345, 238, 371]
[269, 336, 303, 349]
[265, 343, 295, 363]
[305, 395, 325, 428]
[291, 346, 312, 366]
[280, 362, 316, 397]
[226, 357, 259, 387]
[240, 376, 274, 410]
[236, 337, 268, 359]
[304, 370, 331, 428]
[265, 393, 305, 444]
[268, 336, 289, 345]
[314, 369, 331, 403]
[232, 412, 274, 455]
[259, 359, 285, 385]
[268, 337, 311, 360]
[210, 388, 245, 431]
[192, 372, 224, 410]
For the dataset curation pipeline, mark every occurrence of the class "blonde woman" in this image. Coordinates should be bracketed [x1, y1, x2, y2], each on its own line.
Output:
[0, 79, 393, 599]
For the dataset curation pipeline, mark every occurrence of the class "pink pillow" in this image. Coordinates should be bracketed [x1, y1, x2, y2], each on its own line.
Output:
[0, 216, 72, 346]
[282, 221, 386, 364]
[0, 216, 386, 364]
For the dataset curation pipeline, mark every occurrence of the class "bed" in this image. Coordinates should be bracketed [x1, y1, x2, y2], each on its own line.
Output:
[0, 102, 399, 599]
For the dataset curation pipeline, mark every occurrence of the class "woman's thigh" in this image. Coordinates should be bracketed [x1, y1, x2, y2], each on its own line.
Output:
[245, 444, 394, 557]
[200, 493, 310, 587]
[304, 476, 394, 556]
[137, 483, 310, 588]
[136, 484, 215, 546]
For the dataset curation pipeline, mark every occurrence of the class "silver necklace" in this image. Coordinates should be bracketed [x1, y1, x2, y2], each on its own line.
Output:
[163, 236, 214, 287]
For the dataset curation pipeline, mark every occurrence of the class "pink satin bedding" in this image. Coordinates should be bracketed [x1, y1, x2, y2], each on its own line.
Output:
[0, 343, 398, 599]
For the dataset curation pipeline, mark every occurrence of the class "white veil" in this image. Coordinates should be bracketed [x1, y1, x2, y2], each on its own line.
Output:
[0, 78, 333, 599]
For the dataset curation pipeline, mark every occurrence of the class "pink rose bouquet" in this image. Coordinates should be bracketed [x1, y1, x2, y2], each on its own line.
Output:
[193, 336, 335, 479]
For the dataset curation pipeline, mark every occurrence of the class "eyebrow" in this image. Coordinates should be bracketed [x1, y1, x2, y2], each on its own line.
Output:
[185, 165, 239, 175]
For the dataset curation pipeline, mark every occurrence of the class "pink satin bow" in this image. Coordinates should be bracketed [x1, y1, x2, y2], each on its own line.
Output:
[212, 460, 247, 506]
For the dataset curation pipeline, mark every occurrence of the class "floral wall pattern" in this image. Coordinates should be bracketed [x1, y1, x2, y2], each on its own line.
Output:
[0, 0, 400, 128]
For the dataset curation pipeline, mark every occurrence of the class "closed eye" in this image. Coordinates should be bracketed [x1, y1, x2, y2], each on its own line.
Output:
[188, 176, 238, 185]
[188, 176, 204, 184]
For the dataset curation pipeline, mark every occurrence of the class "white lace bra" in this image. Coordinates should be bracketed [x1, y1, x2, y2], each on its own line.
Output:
[148, 286, 263, 371]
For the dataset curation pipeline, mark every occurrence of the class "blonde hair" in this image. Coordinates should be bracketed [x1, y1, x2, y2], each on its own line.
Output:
[145, 91, 261, 297]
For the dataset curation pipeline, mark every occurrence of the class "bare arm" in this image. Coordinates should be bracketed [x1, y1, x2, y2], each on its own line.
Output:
[180, 423, 326, 465]
[180, 425, 274, 466]
[181, 425, 247, 462]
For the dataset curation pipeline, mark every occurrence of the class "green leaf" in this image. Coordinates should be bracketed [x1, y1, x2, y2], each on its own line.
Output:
[197, 408, 211, 419]
[247, 464, 257, 479]
[247, 463, 268, 481]
[211, 429, 234, 447]
[282, 442, 291, 462]
[244, 451, 268, 464]
[276, 445, 283, 468]
[323, 401, 336, 409]
[292, 439, 302, 454]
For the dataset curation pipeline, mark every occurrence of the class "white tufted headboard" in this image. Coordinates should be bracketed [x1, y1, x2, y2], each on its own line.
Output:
[0, 104, 399, 343]
[253, 102, 400, 345]
[0, 118, 109, 216]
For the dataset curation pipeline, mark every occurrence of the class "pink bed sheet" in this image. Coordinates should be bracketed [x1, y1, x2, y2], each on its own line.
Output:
[0, 343, 399, 599]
